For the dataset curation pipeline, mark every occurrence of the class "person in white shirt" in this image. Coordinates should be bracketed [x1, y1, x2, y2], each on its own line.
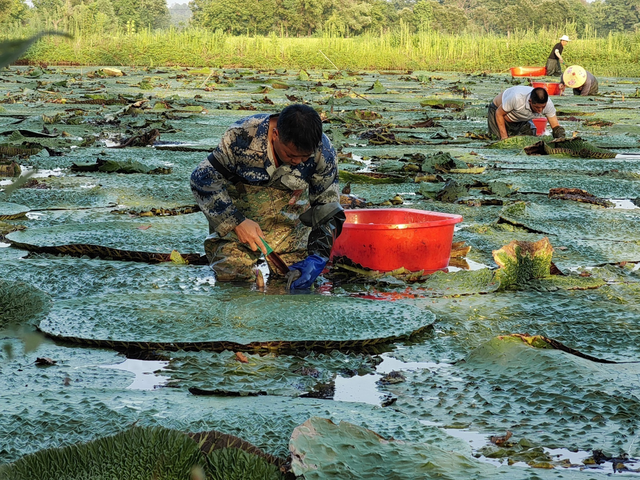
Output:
[487, 86, 565, 139]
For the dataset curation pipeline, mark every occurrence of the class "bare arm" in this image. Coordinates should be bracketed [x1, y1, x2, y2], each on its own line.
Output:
[547, 116, 560, 129]
[555, 49, 563, 63]
[495, 105, 510, 140]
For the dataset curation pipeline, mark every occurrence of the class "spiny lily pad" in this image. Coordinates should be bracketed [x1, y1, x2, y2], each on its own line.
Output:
[167, 350, 377, 397]
[420, 98, 465, 110]
[0, 279, 50, 328]
[0, 425, 283, 480]
[498, 201, 640, 242]
[289, 417, 501, 479]
[338, 171, 406, 184]
[524, 137, 617, 159]
[6, 214, 207, 262]
[486, 136, 540, 149]
[38, 293, 434, 352]
[492, 237, 554, 290]
[0, 201, 29, 220]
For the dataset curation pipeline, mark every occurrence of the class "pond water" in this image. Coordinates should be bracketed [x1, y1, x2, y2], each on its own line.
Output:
[2, 65, 640, 478]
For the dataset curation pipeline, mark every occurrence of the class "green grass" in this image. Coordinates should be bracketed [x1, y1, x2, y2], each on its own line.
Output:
[2, 24, 640, 75]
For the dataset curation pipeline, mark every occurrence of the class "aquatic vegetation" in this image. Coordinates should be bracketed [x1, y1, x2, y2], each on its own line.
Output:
[0, 279, 50, 328]
[492, 237, 554, 290]
[2, 65, 640, 478]
[0, 426, 284, 480]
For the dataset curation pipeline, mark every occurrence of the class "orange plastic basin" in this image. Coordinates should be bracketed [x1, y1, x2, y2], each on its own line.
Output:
[531, 81, 561, 95]
[510, 66, 546, 77]
[532, 117, 548, 135]
[330, 208, 463, 273]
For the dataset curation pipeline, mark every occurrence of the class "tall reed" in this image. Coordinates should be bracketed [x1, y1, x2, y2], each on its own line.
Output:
[2, 25, 640, 75]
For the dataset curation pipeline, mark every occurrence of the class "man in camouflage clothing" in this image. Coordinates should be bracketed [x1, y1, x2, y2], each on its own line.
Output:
[191, 104, 345, 289]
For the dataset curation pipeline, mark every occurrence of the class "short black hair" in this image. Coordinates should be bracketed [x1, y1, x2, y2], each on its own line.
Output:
[530, 87, 549, 105]
[276, 104, 322, 154]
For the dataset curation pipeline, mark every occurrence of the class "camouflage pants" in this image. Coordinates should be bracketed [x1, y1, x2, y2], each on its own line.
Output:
[204, 184, 310, 282]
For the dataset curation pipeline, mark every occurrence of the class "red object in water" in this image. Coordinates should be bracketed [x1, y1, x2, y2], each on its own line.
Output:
[532, 117, 548, 135]
[531, 81, 561, 95]
[330, 208, 463, 273]
[510, 66, 546, 77]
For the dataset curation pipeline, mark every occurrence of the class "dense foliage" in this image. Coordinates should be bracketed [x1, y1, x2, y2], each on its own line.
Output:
[2, 0, 640, 37]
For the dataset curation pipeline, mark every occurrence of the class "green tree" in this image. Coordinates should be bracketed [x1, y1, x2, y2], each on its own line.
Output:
[324, 0, 372, 35]
[190, 0, 277, 34]
[593, 0, 640, 32]
[111, 0, 168, 30]
[0, 0, 30, 24]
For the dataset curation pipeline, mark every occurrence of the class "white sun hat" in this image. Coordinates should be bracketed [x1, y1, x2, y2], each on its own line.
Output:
[560, 35, 571, 41]
[563, 65, 587, 88]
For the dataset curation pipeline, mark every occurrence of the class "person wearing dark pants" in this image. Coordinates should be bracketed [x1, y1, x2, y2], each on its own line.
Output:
[546, 35, 570, 77]
[488, 86, 565, 140]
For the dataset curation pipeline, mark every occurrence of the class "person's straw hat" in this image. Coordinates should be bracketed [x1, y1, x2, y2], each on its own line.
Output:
[563, 65, 587, 88]
[560, 35, 571, 41]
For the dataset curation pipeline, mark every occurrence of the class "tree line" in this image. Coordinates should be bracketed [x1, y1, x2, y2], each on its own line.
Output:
[1, 0, 639, 37]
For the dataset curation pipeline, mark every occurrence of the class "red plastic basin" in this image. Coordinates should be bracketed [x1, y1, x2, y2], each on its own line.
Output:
[531, 81, 561, 95]
[532, 117, 547, 135]
[330, 208, 463, 273]
[510, 66, 546, 77]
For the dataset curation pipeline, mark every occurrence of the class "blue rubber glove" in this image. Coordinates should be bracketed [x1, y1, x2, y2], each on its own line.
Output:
[285, 254, 327, 290]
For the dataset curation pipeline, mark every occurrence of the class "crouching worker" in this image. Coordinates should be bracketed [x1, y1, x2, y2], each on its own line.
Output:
[488, 86, 565, 140]
[560, 65, 598, 96]
[190, 104, 345, 290]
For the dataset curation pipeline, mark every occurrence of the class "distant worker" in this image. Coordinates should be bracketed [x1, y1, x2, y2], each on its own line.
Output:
[546, 35, 570, 77]
[488, 86, 565, 140]
[560, 65, 598, 96]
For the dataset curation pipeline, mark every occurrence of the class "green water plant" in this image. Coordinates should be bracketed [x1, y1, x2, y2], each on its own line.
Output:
[492, 237, 554, 290]
[0, 425, 285, 480]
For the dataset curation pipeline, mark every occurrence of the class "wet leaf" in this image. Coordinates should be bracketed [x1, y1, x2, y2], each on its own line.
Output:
[169, 249, 188, 264]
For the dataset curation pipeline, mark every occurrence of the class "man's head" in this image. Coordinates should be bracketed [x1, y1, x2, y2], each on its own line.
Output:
[560, 35, 570, 46]
[273, 104, 322, 166]
[529, 87, 549, 114]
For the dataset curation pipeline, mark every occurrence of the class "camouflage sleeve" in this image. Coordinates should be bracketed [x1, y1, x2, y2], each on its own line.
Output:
[190, 154, 245, 238]
[308, 134, 340, 207]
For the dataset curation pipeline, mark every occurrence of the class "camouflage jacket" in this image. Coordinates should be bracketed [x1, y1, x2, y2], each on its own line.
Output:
[191, 113, 340, 237]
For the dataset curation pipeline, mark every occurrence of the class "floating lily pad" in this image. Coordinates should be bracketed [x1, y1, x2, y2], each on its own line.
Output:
[498, 201, 640, 242]
[39, 293, 434, 351]
[290, 417, 504, 479]
[167, 350, 378, 397]
[0, 279, 50, 328]
[6, 214, 207, 261]
[0, 201, 29, 220]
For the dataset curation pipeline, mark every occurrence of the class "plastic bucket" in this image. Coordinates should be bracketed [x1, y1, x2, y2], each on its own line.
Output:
[532, 117, 547, 136]
[531, 82, 561, 95]
[510, 66, 546, 77]
[330, 208, 463, 273]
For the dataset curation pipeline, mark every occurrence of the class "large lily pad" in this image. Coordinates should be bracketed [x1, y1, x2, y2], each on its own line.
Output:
[0, 201, 30, 220]
[39, 293, 434, 351]
[499, 200, 640, 241]
[6, 214, 207, 261]
[387, 335, 640, 461]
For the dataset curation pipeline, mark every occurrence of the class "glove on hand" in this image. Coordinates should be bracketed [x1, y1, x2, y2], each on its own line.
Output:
[285, 254, 327, 290]
[552, 126, 566, 139]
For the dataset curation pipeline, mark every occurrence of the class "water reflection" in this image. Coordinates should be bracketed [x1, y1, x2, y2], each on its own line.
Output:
[101, 358, 169, 390]
[333, 353, 450, 406]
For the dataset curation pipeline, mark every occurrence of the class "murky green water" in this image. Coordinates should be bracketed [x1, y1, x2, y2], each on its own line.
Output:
[1, 65, 640, 478]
